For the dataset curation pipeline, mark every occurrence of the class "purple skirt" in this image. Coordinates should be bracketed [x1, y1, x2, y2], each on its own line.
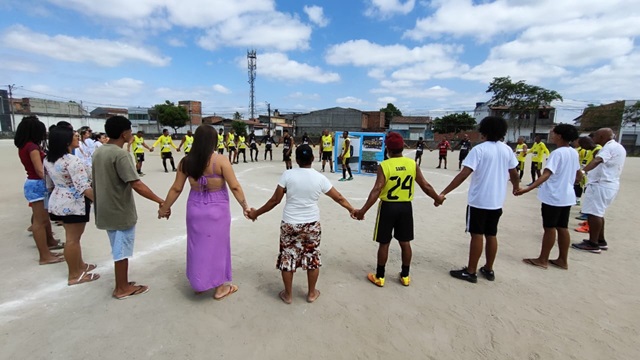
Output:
[185, 187, 232, 292]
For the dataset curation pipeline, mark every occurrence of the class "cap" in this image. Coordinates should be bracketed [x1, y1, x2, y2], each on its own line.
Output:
[385, 132, 404, 151]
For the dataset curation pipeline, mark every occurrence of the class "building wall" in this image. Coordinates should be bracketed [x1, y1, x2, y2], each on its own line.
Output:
[0, 90, 11, 132]
[178, 100, 202, 125]
[294, 108, 363, 136]
[22, 98, 86, 117]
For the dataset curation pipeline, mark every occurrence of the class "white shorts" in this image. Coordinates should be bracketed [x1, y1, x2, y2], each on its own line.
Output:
[582, 184, 618, 217]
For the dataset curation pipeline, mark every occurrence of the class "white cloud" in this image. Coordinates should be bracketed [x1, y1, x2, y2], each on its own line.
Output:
[248, 53, 340, 84]
[365, 0, 416, 17]
[404, 0, 638, 41]
[197, 13, 311, 51]
[461, 59, 567, 83]
[212, 84, 231, 94]
[167, 37, 186, 47]
[377, 97, 397, 105]
[86, 78, 145, 98]
[1, 25, 170, 67]
[336, 96, 364, 105]
[304, 5, 329, 27]
[4, 60, 39, 73]
[288, 92, 320, 100]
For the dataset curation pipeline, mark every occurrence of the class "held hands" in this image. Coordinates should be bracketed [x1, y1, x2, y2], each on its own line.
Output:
[158, 203, 171, 219]
[352, 209, 365, 220]
[245, 208, 258, 222]
[150, 148, 154, 152]
[434, 194, 446, 207]
[513, 187, 529, 196]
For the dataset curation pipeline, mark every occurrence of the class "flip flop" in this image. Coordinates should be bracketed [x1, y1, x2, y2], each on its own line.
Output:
[39, 256, 65, 265]
[48, 241, 65, 250]
[84, 263, 97, 272]
[522, 258, 547, 270]
[214, 284, 238, 301]
[68, 272, 100, 286]
[279, 290, 292, 304]
[549, 259, 568, 270]
[307, 289, 321, 303]
[113, 285, 149, 300]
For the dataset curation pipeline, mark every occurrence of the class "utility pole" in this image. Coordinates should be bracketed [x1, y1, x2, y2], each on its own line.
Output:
[8, 84, 16, 132]
[267, 102, 271, 132]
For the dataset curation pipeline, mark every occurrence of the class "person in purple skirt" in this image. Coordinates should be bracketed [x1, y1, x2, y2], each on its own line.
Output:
[159, 125, 251, 300]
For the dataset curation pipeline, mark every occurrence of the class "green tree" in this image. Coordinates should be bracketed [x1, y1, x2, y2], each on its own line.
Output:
[154, 100, 189, 133]
[233, 111, 243, 120]
[380, 103, 402, 128]
[432, 113, 476, 134]
[486, 76, 562, 139]
[231, 120, 247, 136]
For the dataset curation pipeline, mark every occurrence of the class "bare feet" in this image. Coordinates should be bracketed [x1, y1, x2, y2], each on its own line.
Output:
[549, 259, 568, 270]
[522, 258, 548, 269]
[213, 284, 238, 300]
[279, 290, 292, 304]
[307, 289, 321, 303]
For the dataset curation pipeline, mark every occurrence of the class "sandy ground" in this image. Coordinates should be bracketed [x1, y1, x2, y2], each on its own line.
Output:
[0, 139, 639, 360]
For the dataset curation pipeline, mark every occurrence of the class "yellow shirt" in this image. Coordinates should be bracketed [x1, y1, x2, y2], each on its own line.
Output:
[341, 139, 351, 158]
[183, 135, 194, 153]
[217, 134, 225, 149]
[322, 135, 333, 152]
[132, 135, 146, 154]
[577, 147, 586, 164]
[238, 136, 246, 149]
[530, 141, 549, 162]
[379, 156, 416, 202]
[515, 143, 527, 161]
[153, 135, 177, 153]
[583, 145, 603, 166]
[227, 133, 236, 147]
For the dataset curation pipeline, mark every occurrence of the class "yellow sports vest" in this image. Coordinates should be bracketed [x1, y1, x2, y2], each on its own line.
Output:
[583, 145, 602, 166]
[322, 135, 333, 152]
[183, 135, 194, 152]
[530, 142, 549, 162]
[379, 157, 416, 202]
[515, 143, 527, 161]
[154, 135, 174, 153]
[238, 136, 246, 149]
[342, 139, 351, 158]
[227, 133, 235, 147]
[577, 147, 586, 164]
[217, 134, 225, 149]
[132, 135, 145, 154]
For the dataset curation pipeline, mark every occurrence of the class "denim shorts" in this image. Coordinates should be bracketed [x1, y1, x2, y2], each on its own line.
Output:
[107, 226, 136, 262]
[24, 179, 47, 204]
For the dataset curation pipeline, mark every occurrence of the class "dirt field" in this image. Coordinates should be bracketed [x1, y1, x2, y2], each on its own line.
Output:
[1, 140, 638, 360]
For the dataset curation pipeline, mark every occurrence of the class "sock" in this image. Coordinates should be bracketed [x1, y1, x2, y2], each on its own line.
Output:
[347, 167, 352, 177]
[401, 265, 410, 278]
[376, 265, 385, 279]
[342, 168, 346, 178]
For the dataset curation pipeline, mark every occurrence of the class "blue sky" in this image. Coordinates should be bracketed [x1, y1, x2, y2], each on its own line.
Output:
[1, 0, 639, 123]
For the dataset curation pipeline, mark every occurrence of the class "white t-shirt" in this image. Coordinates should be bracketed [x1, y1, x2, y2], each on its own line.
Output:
[537, 146, 579, 207]
[462, 141, 518, 210]
[278, 168, 333, 224]
[588, 140, 626, 189]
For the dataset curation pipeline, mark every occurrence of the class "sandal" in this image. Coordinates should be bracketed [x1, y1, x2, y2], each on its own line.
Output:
[48, 241, 65, 250]
[113, 285, 149, 300]
[68, 272, 100, 286]
[214, 284, 238, 301]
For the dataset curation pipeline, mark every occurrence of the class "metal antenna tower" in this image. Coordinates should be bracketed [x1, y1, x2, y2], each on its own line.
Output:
[247, 49, 257, 120]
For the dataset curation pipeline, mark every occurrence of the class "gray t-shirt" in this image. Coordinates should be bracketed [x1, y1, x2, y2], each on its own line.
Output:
[92, 144, 140, 230]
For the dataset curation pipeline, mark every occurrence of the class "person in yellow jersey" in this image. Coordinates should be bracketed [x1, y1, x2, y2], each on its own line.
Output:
[237, 133, 248, 163]
[226, 129, 237, 164]
[178, 130, 194, 155]
[126, 130, 154, 176]
[573, 141, 588, 205]
[338, 131, 353, 181]
[320, 129, 334, 173]
[515, 136, 528, 181]
[152, 128, 179, 172]
[574, 135, 603, 226]
[217, 128, 225, 155]
[527, 135, 550, 185]
[353, 132, 443, 287]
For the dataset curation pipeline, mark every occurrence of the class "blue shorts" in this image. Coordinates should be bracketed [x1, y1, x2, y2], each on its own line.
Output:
[107, 227, 136, 262]
[24, 179, 47, 203]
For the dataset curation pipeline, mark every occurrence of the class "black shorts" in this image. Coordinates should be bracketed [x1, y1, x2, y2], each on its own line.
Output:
[49, 198, 91, 224]
[459, 150, 469, 161]
[531, 161, 543, 171]
[161, 152, 173, 160]
[218, 148, 224, 154]
[228, 146, 236, 153]
[541, 203, 571, 228]
[250, 143, 258, 150]
[415, 150, 423, 158]
[466, 206, 502, 236]
[238, 148, 246, 154]
[518, 160, 525, 171]
[439, 154, 447, 160]
[373, 201, 414, 243]
[322, 151, 332, 161]
[283, 150, 291, 162]
[265, 144, 272, 151]
[135, 153, 145, 163]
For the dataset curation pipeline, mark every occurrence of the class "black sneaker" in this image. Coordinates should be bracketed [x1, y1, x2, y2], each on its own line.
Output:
[479, 266, 495, 281]
[581, 239, 608, 251]
[572, 241, 602, 254]
[450, 267, 477, 283]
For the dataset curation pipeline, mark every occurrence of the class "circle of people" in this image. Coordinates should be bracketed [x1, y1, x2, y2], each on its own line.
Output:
[15, 115, 625, 302]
